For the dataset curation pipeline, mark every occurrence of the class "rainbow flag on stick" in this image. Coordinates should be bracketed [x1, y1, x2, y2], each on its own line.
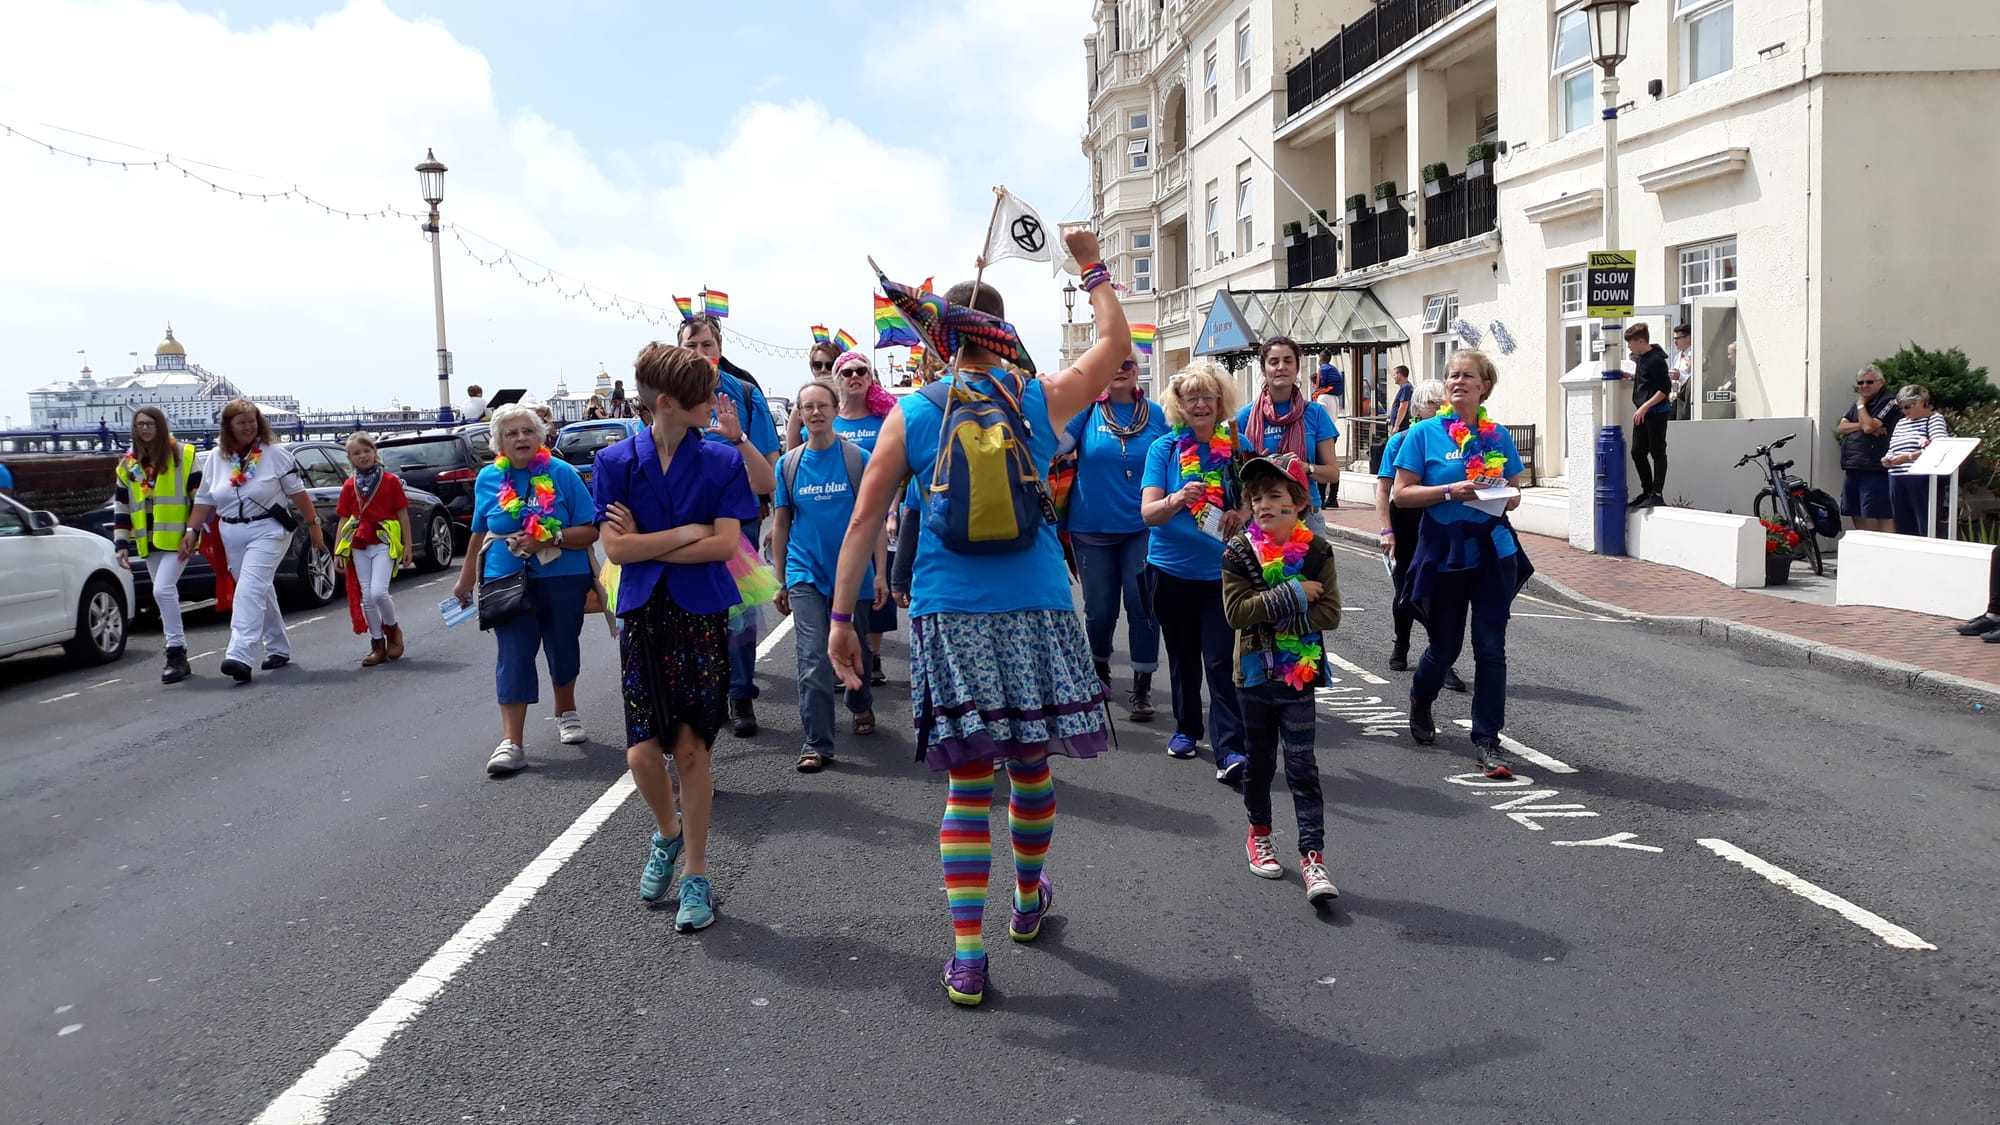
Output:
[834, 328, 859, 353]
[704, 290, 730, 318]
[672, 296, 694, 319]
[810, 325, 831, 345]
[909, 344, 926, 365]
[873, 294, 924, 349]
[1129, 323, 1157, 355]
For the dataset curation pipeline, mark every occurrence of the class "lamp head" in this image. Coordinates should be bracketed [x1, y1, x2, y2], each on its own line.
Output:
[1584, 0, 1639, 73]
[415, 148, 448, 207]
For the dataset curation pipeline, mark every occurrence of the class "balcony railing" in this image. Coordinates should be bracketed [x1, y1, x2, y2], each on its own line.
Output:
[1421, 173, 1498, 248]
[1347, 207, 1410, 272]
[1155, 150, 1187, 199]
[1284, 228, 1341, 287]
[1285, 0, 1475, 119]
[1158, 286, 1192, 330]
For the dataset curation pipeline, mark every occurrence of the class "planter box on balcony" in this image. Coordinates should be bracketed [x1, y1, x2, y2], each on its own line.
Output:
[1466, 158, 1492, 179]
[1373, 197, 1397, 215]
[1423, 179, 1445, 198]
[1345, 207, 1365, 224]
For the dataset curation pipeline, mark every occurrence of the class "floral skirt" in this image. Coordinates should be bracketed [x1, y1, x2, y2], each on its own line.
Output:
[909, 609, 1109, 772]
[621, 587, 730, 750]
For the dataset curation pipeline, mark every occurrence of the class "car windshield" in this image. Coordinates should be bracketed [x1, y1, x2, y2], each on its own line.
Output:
[377, 438, 465, 474]
[556, 425, 629, 457]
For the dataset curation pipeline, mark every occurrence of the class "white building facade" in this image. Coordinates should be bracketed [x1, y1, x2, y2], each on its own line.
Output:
[27, 327, 301, 432]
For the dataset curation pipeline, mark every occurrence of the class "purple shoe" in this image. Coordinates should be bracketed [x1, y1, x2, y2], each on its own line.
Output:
[941, 956, 987, 1007]
[1009, 872, 1053, 943]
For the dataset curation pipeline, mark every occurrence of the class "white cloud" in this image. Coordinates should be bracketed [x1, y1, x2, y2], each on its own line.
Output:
[0, 0, 1094, 428]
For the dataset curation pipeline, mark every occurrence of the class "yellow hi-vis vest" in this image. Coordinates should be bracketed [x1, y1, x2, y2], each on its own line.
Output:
[335, 513, 404, 560]
[118, 443, 199, 557]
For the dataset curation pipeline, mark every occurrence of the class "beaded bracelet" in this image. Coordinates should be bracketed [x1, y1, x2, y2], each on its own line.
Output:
[1079, 262, 1113, 293]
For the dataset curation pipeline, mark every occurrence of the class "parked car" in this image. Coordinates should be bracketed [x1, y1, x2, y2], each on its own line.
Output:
[0, 493, 134, 665]
[72, 440, 458, 612]
[376, 429, 487, 542]
[551, 418, 644, 489]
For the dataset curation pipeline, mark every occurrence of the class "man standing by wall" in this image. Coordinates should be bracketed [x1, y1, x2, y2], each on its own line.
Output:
[1837, 364, 1901, 533]
[1388, 365, 1413, 434]
[1671, 324, 1694, 421]
[1625, 324, 1674, 509]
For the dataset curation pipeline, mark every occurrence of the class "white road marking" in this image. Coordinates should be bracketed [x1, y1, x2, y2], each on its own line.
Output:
[417, 579, 443, 589]
[1553, 832, 1664, 853]
[1451, 720, 1576, 773]
[88, 679, 121, 690]
[1322, 652, 1388, 685]
[1697, 838, 1936, 951]
[40, 693, 80, 704]
[252, 615, 798, 1125]
[192, 651, 218, 660]
[301, 616, 326, 625]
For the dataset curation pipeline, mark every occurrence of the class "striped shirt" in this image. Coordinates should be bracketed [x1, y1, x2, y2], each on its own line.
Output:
[1885, 412, 1948, 475]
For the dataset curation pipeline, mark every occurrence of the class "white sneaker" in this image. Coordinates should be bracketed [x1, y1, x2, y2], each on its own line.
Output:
[556, 712, 587, 745]
[1302, 851, 1339, 904]
[486, 740, 527, 776]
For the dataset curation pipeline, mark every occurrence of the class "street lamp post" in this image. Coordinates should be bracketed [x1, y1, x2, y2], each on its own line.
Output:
[1587, 0, 1637, 556]
[1063, 280, 1078, 323]
[416, 149, 453, 425]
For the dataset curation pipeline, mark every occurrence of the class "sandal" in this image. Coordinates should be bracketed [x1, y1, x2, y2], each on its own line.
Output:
[852, 711, 876, 736]
[796, 750, 828, 773]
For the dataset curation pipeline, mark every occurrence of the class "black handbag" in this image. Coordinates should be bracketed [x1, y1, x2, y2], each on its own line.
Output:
[476, 538, 535, 631]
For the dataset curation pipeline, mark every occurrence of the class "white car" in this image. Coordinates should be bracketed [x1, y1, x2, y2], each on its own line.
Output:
[0, 494, 133, 665]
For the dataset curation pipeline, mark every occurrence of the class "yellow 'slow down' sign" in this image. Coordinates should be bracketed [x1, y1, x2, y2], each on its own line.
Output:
[1587, 250, 1636, 319]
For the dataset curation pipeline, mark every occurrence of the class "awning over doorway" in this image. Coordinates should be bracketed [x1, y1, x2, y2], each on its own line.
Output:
[1191, 288, 1410, 357]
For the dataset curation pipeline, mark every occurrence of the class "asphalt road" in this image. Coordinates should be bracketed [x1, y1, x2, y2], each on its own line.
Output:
[3, 545, 1997, 1125]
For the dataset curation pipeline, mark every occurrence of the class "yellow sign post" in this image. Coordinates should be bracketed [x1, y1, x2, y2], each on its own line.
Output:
[1587, 250, 1637, 318]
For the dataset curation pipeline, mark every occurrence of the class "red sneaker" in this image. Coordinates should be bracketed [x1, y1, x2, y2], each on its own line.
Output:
[1246, 829, 1283, 879]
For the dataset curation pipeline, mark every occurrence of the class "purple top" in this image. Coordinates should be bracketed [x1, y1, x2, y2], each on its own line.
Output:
[593, 425, 758, 616]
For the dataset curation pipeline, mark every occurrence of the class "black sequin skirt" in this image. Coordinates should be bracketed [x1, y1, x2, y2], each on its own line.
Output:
[620, 586, 730, 750]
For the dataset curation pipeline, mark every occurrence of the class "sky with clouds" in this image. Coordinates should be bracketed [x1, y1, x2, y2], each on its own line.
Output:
[0, 0, 1093, 423]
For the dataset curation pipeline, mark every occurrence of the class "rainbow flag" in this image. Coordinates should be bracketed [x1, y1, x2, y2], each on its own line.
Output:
[873, 294, 924, 349]
[909, 344, 926, 365]
[920, 276, 935, 295]
[810, 325, 831, 345]
[672, 296, 694, 319]
[835, 328, 859, 353]
[1129, 323, 1157, 355]
[704, 290, 730, 318]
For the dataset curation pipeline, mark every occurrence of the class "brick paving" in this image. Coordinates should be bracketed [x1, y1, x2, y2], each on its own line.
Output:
[1321, 504, 2000, 692]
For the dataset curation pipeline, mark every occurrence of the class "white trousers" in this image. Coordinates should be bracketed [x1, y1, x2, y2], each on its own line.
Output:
[350, 543, 399, 638]
[143, 550, 189, 648]
[219, 521, 292, 665]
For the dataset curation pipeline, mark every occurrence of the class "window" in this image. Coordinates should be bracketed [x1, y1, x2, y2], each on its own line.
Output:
[1678, 0, 1734, 85]
[1235, 17, 1253, 95]
[1134, 255, 1153, 293]
[0, 501, 24, 538]
[1128, 110, 1149, 132]
[1236, 163, 1253, 253]
[1421, 292, 1458, 334]
[1430, 336, 1461, 380]
[1678, 238, 1739, 300]
[1559, 267, 1586, 317]
[1204, 181, 1221, 267]
[1133, 230, 1153, 251]
[1553, 6, 1594, 136]
[1127, 136, 1151, 171]
[294, 448, 350, 490]
[1203, 43, 1219, 120]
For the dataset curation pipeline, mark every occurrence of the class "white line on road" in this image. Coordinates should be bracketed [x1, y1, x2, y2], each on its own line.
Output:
[1696, 838, 1936, 951]
[40, 692, 79, 704]
[88, 679, 121, 690]
[192, 651, 218, 660]
[1451, 720, 1577, 773]
[300, 616, 326, 625]
[1322, 652, 1388, 685]
[251, 615, 797, 1125]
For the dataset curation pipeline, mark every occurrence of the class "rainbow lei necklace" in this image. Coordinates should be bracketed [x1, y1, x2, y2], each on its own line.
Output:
[229, 444, 262, 488]
[494, 447, 562, 544]
[1436, 404, 1509, 483]
[1245, 519, 1323, 689]
[1174, 421, 1234, 518]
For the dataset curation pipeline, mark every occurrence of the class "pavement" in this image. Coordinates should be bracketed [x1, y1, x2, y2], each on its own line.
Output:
[1321, 504, 2000, 705]
[4, 544, 1999, 1124]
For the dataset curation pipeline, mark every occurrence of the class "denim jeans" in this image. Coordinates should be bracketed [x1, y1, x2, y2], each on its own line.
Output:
[729, 517, 763, 701]
[1151, 569, 1245, 757]
[1412, 554, 1517, 741]
[1240, 684, 1324, 854]
[1072, 531, 1159, 673]
[1890, 474, 1942, 537]
[493, 573, 591, 705]
[786, 584, 873, 753]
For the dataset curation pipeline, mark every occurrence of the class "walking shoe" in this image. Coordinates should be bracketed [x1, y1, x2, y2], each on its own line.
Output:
[1009, 871, 1053, 943]
[674, 875, 716, 932]
[1957, 614, 2000, 637]
[485, 739, 526, 776]
[1637, 493, 1664, 510]
[1301, 851, 1339, 904]
[639, 831, 683, 902]
[219, 658, 253, 684]
[1626, 493, 1649, 509]
[556, 711, 587, 745]
[729, 697, 758, 737]
[1215, 752, 1247, 784]
[869, 653, 888, 687]
[941, 955, 988, 1007]
[1409, 697, 1436, 745]
[161, 645, 190, 685]
[1093, 659, 1113, 686]
[1245, 829, 1283, 878]
[1387, 650, 1409, 673]
[383, 624, 405, 661]
[1127, 672, 1156, 723]
[1473, 737, 1513, 779]
[1166, 733, 1200, 759]
[1443, 667, 1469, 693]
[361, 638, 388, 667]
[261, 653, 291, 671]
[1985, 626, 2000, 644]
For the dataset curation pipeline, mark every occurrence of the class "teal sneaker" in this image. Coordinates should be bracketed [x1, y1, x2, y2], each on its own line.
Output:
[639, 832, 682, 902]
[675, 875, 716, 932]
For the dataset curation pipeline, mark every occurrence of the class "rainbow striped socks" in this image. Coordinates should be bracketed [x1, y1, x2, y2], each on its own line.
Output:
[1006, 758, 1056, 913]
[940, 766, 996, 964]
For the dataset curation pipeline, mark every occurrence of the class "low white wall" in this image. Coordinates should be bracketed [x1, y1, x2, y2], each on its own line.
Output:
[1341, 470, 1568, 541]
[1625, 506, 1766, 588]
[1646, 417, 1816, 516]
[1835, 531, 1996, 619]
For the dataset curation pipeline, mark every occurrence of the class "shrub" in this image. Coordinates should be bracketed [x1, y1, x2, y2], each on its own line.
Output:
[1874, 344, 1996, 413]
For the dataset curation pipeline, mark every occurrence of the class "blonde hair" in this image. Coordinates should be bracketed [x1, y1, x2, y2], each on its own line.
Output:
[345, 431, 379, 454]
[1447, 348, 1499, 399]
[487, 403, 546, 447]
[1411, 379, 1448, 419]
[1161, 363, 1240, 428]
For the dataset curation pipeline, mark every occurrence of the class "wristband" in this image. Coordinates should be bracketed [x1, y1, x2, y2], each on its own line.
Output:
[1079, 262, 1112, 293]
[830, 610, 854, 624]
[1379, 529, 1393, 536]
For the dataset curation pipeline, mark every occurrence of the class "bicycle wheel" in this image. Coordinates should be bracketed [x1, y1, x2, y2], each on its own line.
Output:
[1781, 493, 1824, 577]
[1754, 489, 1780, 522]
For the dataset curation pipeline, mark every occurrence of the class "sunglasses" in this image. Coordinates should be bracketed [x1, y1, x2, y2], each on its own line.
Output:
[810, 360, 834, 372]
[1856, 379, 1882, 387]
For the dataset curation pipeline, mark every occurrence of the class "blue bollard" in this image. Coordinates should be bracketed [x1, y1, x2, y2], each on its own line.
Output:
[1594, 422, 1628, 556]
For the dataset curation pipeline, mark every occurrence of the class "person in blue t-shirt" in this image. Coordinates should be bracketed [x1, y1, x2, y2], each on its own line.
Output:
[678, 315, 781, 737]
[1372, 378, 1464, 693]
[1390, 349, 1530, 781]
[1141, 364, 1249, 779]
[827, 351, 901, 686]
[595, 342, 760, 934]
[1236, 336, 1341, 523]
[772, 380, 888, 772]
[0, 459, 12, 494]
[1065, 353, 1169, 723]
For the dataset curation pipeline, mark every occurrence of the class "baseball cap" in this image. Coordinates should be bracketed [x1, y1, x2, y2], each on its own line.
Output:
[1240, 453, 1312, 503]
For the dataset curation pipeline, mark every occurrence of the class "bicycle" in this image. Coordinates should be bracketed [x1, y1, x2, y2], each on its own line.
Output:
[1736, 433, 1826, 577]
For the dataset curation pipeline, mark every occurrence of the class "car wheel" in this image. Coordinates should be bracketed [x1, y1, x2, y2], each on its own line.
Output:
[283, 542, 339, 609]
[419, 513, 456, 573]
[64, 577, 129, 665]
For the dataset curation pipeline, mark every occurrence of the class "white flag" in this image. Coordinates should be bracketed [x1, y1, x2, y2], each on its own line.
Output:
[984, 187, 1062, 275]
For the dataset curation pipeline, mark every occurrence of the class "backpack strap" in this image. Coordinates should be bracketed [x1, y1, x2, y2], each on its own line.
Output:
[839, 436, 864, 495]
[778, 445, 806, 505]
[778, 439, 865, 503]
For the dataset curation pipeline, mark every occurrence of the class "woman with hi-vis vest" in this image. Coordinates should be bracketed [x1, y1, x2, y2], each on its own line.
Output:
[114, 405, 203, 684]
[336, 432, 413, 666]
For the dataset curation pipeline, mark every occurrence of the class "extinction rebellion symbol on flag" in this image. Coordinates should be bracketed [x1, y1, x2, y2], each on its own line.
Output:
[1010, 214, 1047, 254]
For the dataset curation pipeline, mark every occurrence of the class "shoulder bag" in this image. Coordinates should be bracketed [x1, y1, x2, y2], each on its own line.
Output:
[477, 535, 535, 631]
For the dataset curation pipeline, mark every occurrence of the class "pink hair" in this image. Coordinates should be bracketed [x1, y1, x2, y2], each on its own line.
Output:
[835, 350, 897, 418]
